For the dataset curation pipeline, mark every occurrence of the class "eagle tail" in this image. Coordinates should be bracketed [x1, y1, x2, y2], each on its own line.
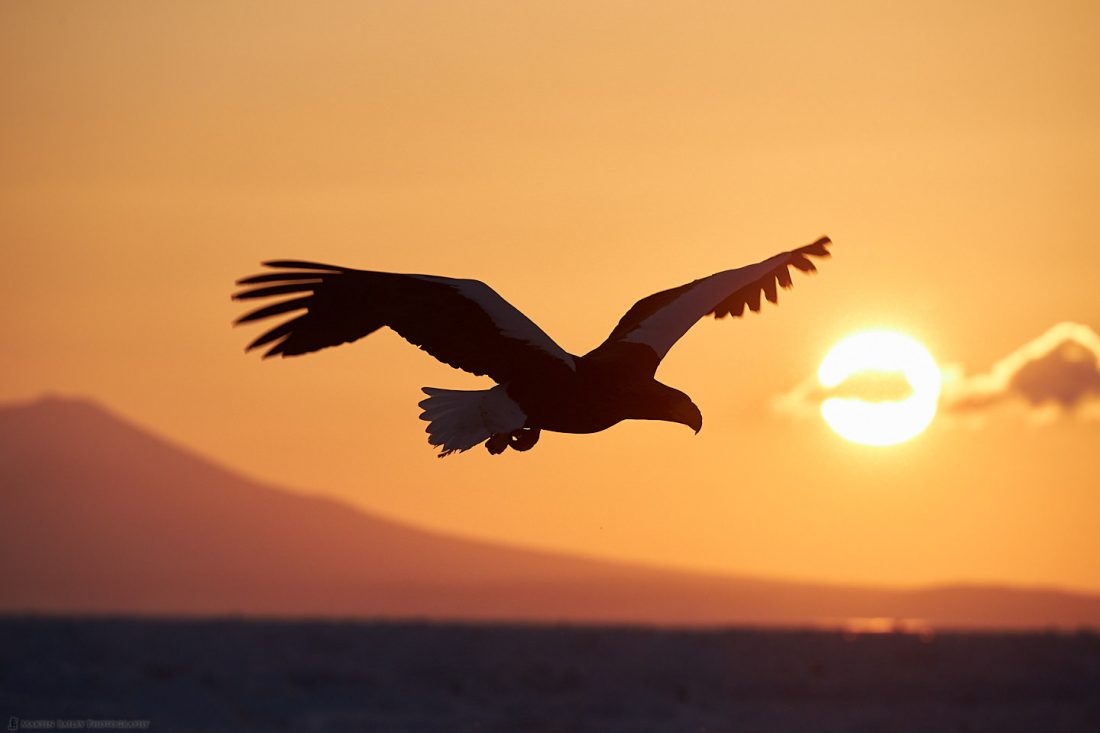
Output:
[418, 386, 527, 457]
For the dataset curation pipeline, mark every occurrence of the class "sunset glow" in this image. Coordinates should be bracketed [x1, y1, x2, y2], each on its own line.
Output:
[818, 331, 942, 446]
[5, 6, 1100, 728]
[3, 1, 1100, 597]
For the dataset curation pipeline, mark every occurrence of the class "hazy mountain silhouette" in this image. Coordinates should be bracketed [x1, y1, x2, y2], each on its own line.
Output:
[2, 395, 1098, 628]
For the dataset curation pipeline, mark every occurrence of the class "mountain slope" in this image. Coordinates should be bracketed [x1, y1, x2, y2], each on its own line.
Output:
[2, 395, 1098, 628]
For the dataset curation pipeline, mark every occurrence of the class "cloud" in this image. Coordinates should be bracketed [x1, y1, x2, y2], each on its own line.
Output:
[772, 369, 914, 418]
[773, 322, 1100, 424]
[941, 322, 1100, 419]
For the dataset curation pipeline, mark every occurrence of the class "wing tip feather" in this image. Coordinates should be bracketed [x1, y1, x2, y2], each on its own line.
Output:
[789, 254, 817, 273]
[261, 259, 347, 272]
[798, 235, 832, 258]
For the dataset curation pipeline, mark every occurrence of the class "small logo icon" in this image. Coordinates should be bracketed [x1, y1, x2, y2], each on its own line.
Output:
[8, 717, 18, 731]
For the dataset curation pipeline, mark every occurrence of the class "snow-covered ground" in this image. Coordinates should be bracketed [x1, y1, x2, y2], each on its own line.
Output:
[3, 617, 1099, 732]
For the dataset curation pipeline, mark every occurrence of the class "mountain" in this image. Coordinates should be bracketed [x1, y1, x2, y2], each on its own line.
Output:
[2, 395, 1099, 628]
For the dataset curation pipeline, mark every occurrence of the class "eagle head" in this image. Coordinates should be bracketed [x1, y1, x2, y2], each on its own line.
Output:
[646, 383, 702, 434]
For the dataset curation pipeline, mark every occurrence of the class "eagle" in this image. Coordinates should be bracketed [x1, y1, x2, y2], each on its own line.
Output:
[233, 236, 831, 456]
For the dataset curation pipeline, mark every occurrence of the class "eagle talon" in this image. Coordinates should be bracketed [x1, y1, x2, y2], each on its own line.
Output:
[485, 428, 540, 454]
[485, 433, 510, 455]
[509, 427, 541, 452]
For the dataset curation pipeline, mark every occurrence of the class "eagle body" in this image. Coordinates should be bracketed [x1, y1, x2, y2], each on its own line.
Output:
[504, 358, 699, 436]
[233, 236, 831, 456]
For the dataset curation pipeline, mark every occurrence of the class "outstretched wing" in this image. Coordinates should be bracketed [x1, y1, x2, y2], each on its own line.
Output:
[587, 237, 831, 373]
[233, 261, 575, 383]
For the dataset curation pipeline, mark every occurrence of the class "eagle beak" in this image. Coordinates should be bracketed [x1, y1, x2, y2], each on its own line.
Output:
[678, 403, 703, 434]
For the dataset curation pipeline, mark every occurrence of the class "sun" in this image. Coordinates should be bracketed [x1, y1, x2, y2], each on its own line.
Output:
[818, 330, 942, 446]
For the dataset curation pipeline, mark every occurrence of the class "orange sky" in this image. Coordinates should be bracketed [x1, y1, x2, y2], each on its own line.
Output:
[3, 1, 1099, 592]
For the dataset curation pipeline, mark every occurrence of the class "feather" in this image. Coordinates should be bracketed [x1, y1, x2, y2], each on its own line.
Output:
[233, 283, 318, 300]
[776, 265, 793, 289]
[746, 287, 763, 313]
[764, 276, 779, 304]
[234, 297, 312, 325]
[262, 260, 347, 271]
[790, 254, 816, 272]
[246, 319, 300, 351]
[235, 272, 326, 286]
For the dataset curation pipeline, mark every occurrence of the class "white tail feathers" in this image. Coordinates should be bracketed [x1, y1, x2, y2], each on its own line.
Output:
[418, 386, 527, 457]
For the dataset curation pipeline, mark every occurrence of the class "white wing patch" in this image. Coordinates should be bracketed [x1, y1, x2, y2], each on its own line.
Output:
[622, 253, 789, 359]
[413, 276, 576, 371]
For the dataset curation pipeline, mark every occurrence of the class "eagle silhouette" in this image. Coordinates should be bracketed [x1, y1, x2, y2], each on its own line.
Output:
[234, 236, 831, 456]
